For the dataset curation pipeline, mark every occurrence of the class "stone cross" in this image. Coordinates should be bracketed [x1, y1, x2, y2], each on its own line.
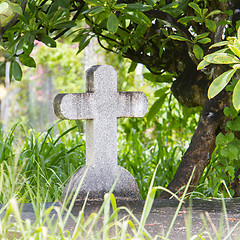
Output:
[54, 65, 148, 202]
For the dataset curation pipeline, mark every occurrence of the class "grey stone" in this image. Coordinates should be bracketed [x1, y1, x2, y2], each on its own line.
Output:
[53, 65, 148, 202]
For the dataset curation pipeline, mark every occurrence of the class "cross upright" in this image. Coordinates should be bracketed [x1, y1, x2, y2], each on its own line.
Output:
[54, 65, 148, 202]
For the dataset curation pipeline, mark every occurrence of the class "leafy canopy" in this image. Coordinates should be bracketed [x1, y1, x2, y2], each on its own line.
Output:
[0, 0, 239, 109]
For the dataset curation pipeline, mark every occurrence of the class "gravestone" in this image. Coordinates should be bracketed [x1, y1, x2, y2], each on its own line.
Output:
[54, 65, 148, 202]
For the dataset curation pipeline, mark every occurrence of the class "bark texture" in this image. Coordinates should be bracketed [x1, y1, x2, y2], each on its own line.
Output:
[160, 90, 230, 198]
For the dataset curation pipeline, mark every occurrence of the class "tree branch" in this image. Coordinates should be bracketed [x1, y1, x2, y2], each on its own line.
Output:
[145, 9, 193, 40]
[0, 0, 28, 41]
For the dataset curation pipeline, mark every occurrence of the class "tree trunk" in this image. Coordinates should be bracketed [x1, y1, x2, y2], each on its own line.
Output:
[160, 90, 230, 199]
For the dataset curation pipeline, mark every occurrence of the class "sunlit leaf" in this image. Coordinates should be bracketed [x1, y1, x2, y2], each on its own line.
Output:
[209, 41, 228, 49]
[208, 69, 237, 99]
[232, 64, 240, 69]
[228, 39, 240, 58]
[206, 10, 222, 18]
[197, 59, 210, 70]
[233, 79, 240, 111]
[168, 35, 189, 42]
[0, 2, 8, 14]
[204, 52, 229, 64]
[8, 1, 22, 15]
[188, 2, 201, 14]
[238, 26, 240, 40]
[114, 3, 127, 9]
[213, 53, 240, 64]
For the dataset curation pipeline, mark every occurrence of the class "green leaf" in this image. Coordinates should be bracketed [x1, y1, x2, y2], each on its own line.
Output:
[19, 54, 36, 68]
[198, 38, 211, 44]
[209, 41, 228, 49]
[107, 13, 118, 34]
[221, 144, 238, 160]
[12, 61, 22, 81]
[128, 61, 137, 73]
[178, 16, 195, 24]
[55, 0, 70, 8]
[0, 2, 8, 15]
[77, 37, 91, 54]
[197, 59, 210, 70]
[227, 116, 240, 131]
[216, 132, 234, 145]
[208, 69, 237, 99]
[195, 32, 210, 40]
[168, 35, 189, 42]
[8, 2, 22, 15]
[193, 44, 203, 60]
[38, 33, 56, 48]
[224, 105, 238, 118]
[213, 53, 240, 64]
[143, 72, 173, 83]
[188, 2, 201, 14]
[88, 6, 105, 16]
[233, 79, 240, 111]
[204, 51, 228, 64]
[135, 11, 152, 26]
[154, 86, 169, 97]
[84, 0, 102, 5]
[125, 3, 152, 11]
[147, 94, 167, 121]
[114, 3, 127, 9]
[206, 10, 222, 18]
[205, 19, 216, 32]
[228, 39, 240, 58]
[225, 166, 236, 178]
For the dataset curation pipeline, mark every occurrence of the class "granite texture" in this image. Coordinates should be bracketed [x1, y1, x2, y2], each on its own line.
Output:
[53, 65, 148, 202]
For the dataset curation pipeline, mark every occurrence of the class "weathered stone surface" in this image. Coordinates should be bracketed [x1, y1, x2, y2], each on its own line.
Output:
[53, 65, 148, 202]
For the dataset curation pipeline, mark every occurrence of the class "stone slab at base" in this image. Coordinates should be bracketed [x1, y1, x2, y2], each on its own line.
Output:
[62, 165, 141, 202]
[3, 199, 240, 239]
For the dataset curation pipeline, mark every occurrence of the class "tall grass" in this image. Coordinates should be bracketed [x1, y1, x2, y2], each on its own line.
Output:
[0, 166, 239, 239]
[0, 121, 86, 203]
[0, 119, 235, 203]
[0, 122, 239, 239]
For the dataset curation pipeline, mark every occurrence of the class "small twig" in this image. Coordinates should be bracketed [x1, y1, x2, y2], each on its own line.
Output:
[145, 9, 193, 40]
[97, 36, 118, 54]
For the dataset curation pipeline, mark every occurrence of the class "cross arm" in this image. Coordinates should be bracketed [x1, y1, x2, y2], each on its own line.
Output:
[117, 92, 148, 118]
[53, 93, 94, 120]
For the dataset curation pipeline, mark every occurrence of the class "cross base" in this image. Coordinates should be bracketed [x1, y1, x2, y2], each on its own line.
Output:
[62, 165, 141, 202]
